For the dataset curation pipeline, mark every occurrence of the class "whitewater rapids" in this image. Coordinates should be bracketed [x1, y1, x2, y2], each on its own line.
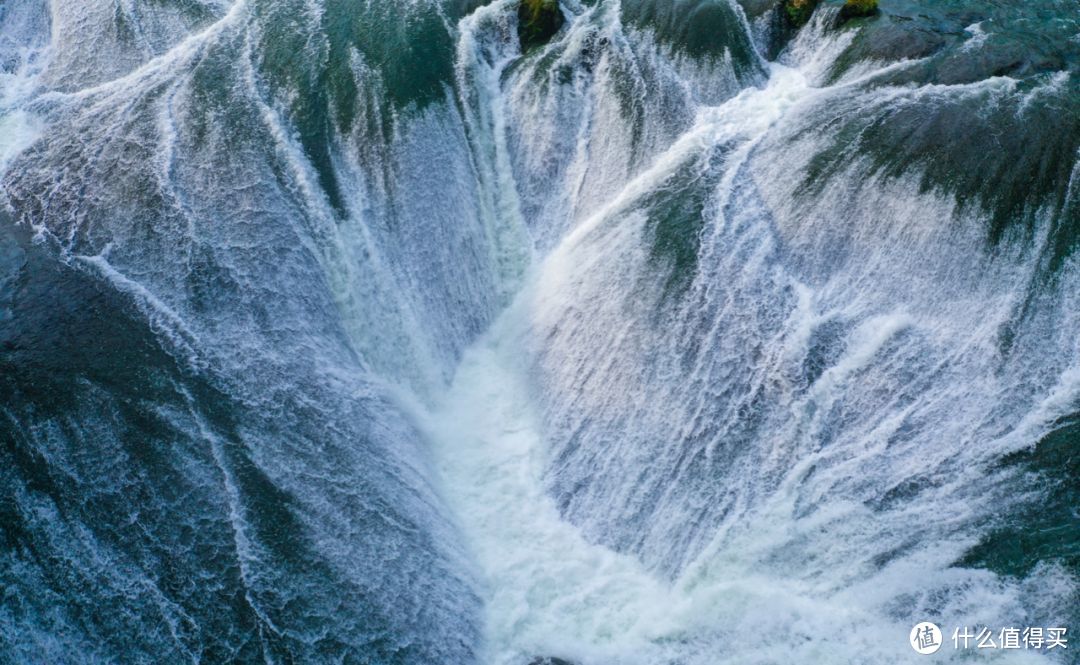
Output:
[1, 0, 1077, 663]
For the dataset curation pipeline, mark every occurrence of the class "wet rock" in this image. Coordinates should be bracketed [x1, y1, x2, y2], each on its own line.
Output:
[622, 0, 765, 72]
[737, 0, 781, 19]
[839, 0, 878, 21]
[783, 0, 818, 27]
[518, 0, 564, 52]
[828, 5, 1072, 87]
[737, 0, 789, 60]
[834, 17, 949, 70]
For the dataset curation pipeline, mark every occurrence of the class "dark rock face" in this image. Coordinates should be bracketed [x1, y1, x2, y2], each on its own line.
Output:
[832, 19, 946, 68]
[736, 0, 789, 60]
[528, 658, 577, 665]
[827, 2, 1075, 87]
[518, 0, 564, 52]
[839, 0, 878, 20]
[783, 0, 818, 27]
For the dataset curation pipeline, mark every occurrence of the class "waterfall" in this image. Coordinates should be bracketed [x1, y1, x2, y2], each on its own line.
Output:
[2, 0, 1077, 663]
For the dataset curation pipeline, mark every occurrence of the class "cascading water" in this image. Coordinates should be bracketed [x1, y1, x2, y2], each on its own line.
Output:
[1, 0, 1077, 663]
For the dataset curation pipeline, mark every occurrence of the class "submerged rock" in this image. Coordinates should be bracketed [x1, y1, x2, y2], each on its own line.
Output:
[518, 0, 564, 52]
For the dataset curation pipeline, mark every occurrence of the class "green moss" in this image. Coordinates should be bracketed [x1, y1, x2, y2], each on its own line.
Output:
[796, 70, 1080, 274]
[252, 0, 478, 216]
[642, 154, 723, 299]
[956, 415, 1080, 629]
[840, 0, 878, 19]
[620, 0, 764, 75]
[784, 0, 818, 27]
[519, 0, 565, 52]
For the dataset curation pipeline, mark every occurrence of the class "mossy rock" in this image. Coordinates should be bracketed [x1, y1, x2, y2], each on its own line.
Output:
[621, 0, 765, 73]
[783, 0, 818, 28]
[840, 0, 878, 20]
[518, 0, 564, 52]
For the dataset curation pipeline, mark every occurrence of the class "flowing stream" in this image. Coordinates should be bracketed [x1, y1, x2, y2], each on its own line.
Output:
[1, 0, 1078, 663]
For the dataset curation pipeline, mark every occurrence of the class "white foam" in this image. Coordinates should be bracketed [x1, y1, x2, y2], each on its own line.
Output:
[422, 11, 1079, 662]
[423, 309, 680, 665]
[0, 109, 42, 176]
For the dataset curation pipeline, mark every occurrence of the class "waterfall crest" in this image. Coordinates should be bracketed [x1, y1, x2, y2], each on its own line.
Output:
[1, 0, 1077, 662]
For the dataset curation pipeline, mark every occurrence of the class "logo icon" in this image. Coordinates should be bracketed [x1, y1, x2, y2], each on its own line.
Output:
[911, 622, 943, 655]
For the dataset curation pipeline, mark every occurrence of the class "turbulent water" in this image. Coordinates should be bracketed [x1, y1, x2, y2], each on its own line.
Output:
[1, 0, 1078, 663]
